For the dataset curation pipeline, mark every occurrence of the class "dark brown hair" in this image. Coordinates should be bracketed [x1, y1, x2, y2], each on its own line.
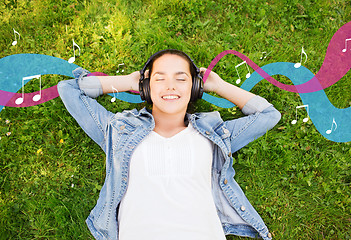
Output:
[147, 49, 196, 79]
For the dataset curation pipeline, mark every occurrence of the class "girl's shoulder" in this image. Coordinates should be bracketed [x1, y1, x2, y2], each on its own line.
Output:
[188, 111, 224, 131]
[110, 107, 153, 127]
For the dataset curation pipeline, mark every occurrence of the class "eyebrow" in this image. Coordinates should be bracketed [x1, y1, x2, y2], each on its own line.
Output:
[153, 71, 190, 77]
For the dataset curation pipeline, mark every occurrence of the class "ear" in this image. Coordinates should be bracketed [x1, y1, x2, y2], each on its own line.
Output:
[145, 69, 150, 79]
[199, 67, 206, 78]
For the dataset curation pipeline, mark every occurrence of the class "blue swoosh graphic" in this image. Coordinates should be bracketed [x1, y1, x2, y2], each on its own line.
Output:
[0, 54, 350, 142]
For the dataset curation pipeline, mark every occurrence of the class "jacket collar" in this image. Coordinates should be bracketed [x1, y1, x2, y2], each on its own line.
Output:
[136, 108, 224, 135]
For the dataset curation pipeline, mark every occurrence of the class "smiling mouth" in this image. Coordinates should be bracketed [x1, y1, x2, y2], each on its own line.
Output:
[162, 95, 180, 100]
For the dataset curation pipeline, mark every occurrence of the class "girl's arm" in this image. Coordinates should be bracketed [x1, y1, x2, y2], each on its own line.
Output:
[201, 68, 281, 153]
[58, 68, 141, 152]
[79, 71, 140, 98]
[201, 67, 255, 109]
[57, 68, 139, 151]
[93, 71, 140, 94]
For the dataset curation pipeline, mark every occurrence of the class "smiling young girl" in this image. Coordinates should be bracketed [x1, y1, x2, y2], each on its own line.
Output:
[58, 49, 281, 240]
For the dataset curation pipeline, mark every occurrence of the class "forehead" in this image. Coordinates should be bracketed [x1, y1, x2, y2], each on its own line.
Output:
[152, 54, 191, 72]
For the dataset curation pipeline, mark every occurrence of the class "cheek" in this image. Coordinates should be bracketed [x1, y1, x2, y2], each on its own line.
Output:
[149, 82, 158, 97]
[149, 87, 157, 102]
[182, 83, 193, 98]
[149, 84, 165, 104]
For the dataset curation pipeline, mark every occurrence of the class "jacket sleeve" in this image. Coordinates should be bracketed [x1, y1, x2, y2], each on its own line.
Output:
[225, 95, 281, 153]
[57, 68, 114, 152]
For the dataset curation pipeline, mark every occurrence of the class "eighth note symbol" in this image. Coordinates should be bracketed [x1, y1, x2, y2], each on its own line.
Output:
[15, 75, 42, 105]
[291, 104, 309, 124]
[12, 28, 20, 46]
[111, 86, 118, 103]
[68, 40, 81, 64]
[342, 38, 351, 53]
[326, 118, 337, 134]
[294, 47, 307, 68]
[235, 60, 251, 84]
[260, 51, 271, 60]
[116, 63, 125, 74]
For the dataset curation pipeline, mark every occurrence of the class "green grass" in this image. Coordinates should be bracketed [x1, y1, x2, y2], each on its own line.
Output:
[1, 0, 351, 239]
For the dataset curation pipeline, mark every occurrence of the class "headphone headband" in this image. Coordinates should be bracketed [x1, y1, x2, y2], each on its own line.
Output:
[140, 49, 200, 77]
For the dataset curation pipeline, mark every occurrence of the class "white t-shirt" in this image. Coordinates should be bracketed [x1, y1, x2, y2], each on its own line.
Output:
[118, 123, 226, 240]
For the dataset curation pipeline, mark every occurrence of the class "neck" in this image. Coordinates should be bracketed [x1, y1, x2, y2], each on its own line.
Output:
[152, 109, 187, 138]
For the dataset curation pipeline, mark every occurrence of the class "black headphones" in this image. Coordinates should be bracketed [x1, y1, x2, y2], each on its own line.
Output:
[139, 49, 203, 104]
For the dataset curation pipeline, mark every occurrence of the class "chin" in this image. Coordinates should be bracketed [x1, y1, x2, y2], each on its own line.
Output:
[152, 104, 188, 116]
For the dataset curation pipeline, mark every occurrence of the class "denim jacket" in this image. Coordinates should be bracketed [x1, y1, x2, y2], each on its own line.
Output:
[57, 68, 281, 240]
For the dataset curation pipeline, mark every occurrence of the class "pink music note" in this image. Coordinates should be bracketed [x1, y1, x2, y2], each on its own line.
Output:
[15, 75, 42, 105]
[12, 28, 20, 46]
[326, 118, 337, 134]
[342, 38, 351, 52]
[294, 47, 308, 68]
[235, 60, 251, 84]
[111, 86, 118, 103]
[291, 104, 309, 124]
[68, 40, 81, 64]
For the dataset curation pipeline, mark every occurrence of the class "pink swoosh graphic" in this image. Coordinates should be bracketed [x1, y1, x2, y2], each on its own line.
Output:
[1, 21, 350, 107]
[203, 21, 351, 93]
[1, 85, 58, 107]
[0, 72, 133, 108]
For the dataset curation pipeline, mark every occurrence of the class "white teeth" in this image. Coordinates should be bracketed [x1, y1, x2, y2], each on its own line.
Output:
[162, 95, 179, 99]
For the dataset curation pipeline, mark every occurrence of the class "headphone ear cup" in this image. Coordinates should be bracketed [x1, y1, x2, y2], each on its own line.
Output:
[190, 77, 198, 102]
[198, 74, 204, 100]
[139, 77, 151, 103]
[139, 78, 146, 101]
[190, 75, 204, 102]
[143, 77, 152, 104]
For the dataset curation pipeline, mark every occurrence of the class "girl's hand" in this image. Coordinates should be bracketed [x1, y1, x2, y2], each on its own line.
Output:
[200, 67, 255, 109]
[128, 71, 141, 92]
[200, 67, 222, 93]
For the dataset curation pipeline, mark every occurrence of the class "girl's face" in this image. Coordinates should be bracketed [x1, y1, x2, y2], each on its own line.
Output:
[149, 54, 192, 117]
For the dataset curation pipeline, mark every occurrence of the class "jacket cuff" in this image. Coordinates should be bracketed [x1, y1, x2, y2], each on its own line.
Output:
[73, 67, 103, 98]
[241, 95, 272, 115]
[73, 67, 90, 79]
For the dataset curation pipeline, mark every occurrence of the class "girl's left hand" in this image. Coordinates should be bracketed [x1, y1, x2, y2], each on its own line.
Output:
[200, 67, 222, 93]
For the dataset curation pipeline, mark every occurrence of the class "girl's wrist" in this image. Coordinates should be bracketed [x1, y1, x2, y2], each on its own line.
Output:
[209, 73, 223, 93]
[128, 71, 140, 92]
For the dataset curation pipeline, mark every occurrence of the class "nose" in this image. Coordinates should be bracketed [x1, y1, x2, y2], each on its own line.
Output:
[166, 79, 176, 90]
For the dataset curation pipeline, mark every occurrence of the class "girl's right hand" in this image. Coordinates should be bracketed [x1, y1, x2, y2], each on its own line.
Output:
[128, 71, 141, 92]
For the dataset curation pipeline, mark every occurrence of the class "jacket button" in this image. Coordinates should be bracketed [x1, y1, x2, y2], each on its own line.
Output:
[240, 205, 246, 211]
[228, 152, 232, 157]
[223, 129, 229, 134]
[205, 131, 210, 135]
[224, 179, 228, 184]
[120, 125, 125, 130]
[267, 232, 272, 238]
